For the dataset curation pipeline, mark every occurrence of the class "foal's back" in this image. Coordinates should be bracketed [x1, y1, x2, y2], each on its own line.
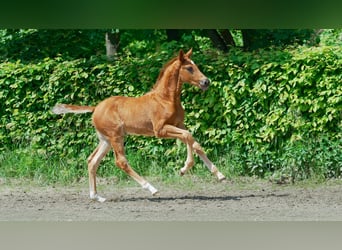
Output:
[92, 93, 163, 138]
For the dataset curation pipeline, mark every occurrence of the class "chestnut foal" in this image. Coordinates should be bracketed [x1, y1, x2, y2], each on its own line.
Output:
[52, 49, 225, 202]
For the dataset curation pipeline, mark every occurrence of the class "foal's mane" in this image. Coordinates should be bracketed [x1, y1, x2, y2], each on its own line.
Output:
[156, 56, 178, 82]
[151, 56, 179, 90]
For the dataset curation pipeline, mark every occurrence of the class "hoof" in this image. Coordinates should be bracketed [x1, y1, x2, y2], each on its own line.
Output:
[219, 176, 226, 182]
[219, 177, 228, 184]
[152, 190, 159, 196]
[90, 193, 106, 203]
[180, 167, 187, 176]
[217, 172, 226, 182]
[97, 196, 106, 203]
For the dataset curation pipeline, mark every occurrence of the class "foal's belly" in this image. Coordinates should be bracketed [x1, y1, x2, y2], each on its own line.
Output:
[124, 121, 155, 137]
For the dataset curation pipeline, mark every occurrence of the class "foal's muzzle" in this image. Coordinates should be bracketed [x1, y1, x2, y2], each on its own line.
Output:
[200, 78, 210, 91]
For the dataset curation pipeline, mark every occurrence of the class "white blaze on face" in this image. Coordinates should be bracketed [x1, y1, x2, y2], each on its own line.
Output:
[190, 60, 195, 65]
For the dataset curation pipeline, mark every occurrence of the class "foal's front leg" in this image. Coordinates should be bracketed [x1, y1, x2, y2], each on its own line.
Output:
[180, 142, 195, 176]
[191, 141, 226, 181]
[159, 125, 226, 181]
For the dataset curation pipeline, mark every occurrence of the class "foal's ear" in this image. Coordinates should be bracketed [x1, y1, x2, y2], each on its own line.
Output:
[178, 49, 185, 62]
[185, 48, 193, 57]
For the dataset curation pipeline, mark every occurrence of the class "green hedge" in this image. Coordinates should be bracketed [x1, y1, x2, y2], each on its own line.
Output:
[1, 44, 341, 179]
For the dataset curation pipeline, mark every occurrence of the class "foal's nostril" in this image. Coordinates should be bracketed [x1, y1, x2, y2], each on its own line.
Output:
[201, 78, 210, 86]
[199, 78, 210, 90]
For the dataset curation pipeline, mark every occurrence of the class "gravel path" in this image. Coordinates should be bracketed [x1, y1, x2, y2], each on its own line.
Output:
[1, 177, 341, 221]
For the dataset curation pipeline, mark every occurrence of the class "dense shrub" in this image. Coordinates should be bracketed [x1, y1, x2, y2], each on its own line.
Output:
[1, 43, 341, 179]
[0, 29, 105, 62]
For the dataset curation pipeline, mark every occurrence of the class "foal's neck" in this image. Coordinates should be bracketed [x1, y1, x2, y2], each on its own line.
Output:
[152, 61, 182, 103]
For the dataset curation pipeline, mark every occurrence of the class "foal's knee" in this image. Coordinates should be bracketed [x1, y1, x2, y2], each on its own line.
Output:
[182, 131, 196, 146]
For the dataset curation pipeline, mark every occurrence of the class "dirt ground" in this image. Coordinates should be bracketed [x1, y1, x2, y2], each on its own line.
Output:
[0, 177, 341, 221]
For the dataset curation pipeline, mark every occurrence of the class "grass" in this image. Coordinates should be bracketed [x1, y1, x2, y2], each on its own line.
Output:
[0, 138, 341, 187]
[0, 144, 242, 185]
[0, 147, 86, 185]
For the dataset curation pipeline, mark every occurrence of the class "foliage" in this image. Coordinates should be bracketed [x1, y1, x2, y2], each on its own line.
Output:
[0, 29, 105, 62]
[241, 29, 319, 50]
[0, 30, 341, 182]
[190, 45, 342, 179]
[319, 29, 342, 46]
[0, 29, 168, 63]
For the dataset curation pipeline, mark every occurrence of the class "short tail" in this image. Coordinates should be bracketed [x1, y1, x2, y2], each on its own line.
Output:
[52, 104, 95, 115]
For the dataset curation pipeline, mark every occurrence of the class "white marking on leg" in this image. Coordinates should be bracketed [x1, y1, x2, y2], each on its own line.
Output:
[193, 142, 226, 181]
[142, 182, 158, 195]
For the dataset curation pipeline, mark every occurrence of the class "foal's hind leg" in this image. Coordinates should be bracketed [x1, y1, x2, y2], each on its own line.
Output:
[87, 133, 111, 202]
[110, 136, 158, 195]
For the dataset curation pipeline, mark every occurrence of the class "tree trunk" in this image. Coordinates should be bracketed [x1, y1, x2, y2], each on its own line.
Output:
[105, 32, 120, 61]
[241, 29, 257, 51]
[219, 29, 236, 47]
[205, 29, 228, 52]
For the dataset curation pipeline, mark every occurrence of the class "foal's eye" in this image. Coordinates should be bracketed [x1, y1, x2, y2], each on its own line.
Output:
[186, 66, 194, 74]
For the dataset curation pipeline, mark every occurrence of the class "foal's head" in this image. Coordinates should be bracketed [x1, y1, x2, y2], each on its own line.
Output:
[178, 48, 210, 91]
